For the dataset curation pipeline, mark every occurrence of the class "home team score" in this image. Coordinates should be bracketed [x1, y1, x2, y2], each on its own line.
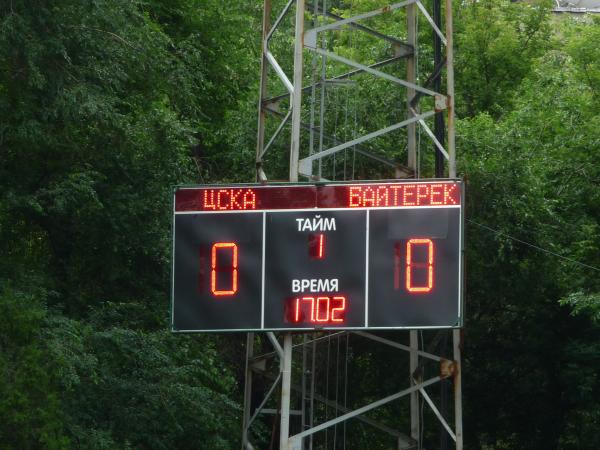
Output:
[171, 180, 464, 332]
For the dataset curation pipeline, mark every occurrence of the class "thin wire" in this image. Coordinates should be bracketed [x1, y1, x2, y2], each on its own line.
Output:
[415, 9, 421, 179]
[352, 85, 357, 180]
[310, 332, 317, 450]
[467, 219, 600, 272]
[343, 333, 349, 450]
[419, 330, 424, 450]
[325, 333, 331, 448]
[333, 333, 341, 448]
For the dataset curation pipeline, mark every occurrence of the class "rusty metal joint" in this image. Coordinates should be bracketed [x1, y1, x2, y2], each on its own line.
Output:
[440, 358, 457, 379]
[434, 94, 448, 112]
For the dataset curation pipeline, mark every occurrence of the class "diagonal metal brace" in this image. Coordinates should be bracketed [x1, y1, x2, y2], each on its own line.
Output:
[289, 375, 442, 443]
[299, 110, 436, 168]
[414, 377, 457, 442]
[306, 2, 413, 56]
[306, 0, 417, 37]
[307, 47, 440, 98]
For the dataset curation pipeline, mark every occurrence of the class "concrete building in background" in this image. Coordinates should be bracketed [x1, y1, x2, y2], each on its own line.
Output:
[554, 0, 600, 13]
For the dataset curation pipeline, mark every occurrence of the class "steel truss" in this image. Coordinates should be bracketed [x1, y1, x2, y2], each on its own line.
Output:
[255, 0, 455, 183]
[247, 1, 462, 449]
[242, 330, 463, 449]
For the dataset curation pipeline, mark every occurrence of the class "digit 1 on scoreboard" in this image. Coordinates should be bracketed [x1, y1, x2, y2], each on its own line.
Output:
[308, 233, 326, 259]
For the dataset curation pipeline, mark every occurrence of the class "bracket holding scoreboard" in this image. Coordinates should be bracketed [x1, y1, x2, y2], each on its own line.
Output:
[171, 180, 464, 332]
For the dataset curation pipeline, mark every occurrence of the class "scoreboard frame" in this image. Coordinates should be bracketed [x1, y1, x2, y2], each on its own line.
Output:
[170, 179, 465, 333]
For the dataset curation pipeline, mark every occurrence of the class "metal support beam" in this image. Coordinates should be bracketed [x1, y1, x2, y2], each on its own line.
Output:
[289, 0, 305, 183]
[306, 0, 417, 36]
[256, 0, 272, 180]
[260, 109, 292, 159]
[410, 331, 420, 443]
[299, 110, 436, 169]
[446, 0, 456, 179]
[265, 107, 412, 176]
[289, 376, 442, 444]
[267, 332, 284, 362]
[280, 333, 293, 450]
[406, 1, 417, 171]
[433, 0, 446, 178]
[267, 0, 295, 42]
[416, 0, 447, 46]
[260, 359, 416, 447]
[265, 55, 408, 106]
[248, 2, 463, 448]
[453, 329, 464, 449]
[300, 334, 307, 437]
[242, 333, 255, 450]
[306, 47, 441, 98]
[307, 2, 413, 54]
[354, 331, 443, 362]
[248, 373, 282, 428]
[251, 331, 347, 363]
[418, 382, 456, 441]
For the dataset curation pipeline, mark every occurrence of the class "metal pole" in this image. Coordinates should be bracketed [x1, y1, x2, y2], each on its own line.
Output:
[280, 333, 293, 450]
[309, 334, 316, 450]
[283, 3, 303, 441]
[445, 1, 462, 445]
[433, 0, 445, 178]
[445, 0, 456, 179]
[453, 329, 463, 449]
[290, 0, 305, 182]
[284, 2, 303, 442]
[301, 334, 308, 435]
[406, 2, 417, 172]
[242, 333, 255, 449]
[256, 0, 272, 181]
[408, 6, 419, 441]
[409, 331, 420, 444]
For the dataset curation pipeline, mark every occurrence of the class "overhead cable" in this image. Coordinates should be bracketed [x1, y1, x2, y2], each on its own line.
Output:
[467, 219, 600, 272]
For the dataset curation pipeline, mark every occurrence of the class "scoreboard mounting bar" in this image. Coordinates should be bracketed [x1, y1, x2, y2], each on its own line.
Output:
[171, 180, 464, 332]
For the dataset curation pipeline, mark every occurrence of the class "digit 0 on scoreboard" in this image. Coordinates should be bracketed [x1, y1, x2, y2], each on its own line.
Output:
[171, 180, 464, 332]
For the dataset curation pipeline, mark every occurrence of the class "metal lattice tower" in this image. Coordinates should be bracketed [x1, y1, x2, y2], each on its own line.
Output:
[244, 1, 463, 448]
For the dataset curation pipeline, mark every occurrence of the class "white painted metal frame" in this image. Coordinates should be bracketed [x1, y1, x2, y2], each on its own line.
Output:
[297, 0, 453, 180]
[247, 1, 463, 449]
[243, 330, 461, 449]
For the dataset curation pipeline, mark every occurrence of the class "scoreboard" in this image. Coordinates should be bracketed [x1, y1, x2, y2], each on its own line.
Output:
[171, 180, 464, 332]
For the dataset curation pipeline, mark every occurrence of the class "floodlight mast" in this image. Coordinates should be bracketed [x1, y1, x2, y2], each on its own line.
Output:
[247, 1, 462, 449]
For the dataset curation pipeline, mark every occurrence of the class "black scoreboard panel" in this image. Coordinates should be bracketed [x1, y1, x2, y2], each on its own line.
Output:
[367, 208, 461, 327]
[171, 180, 464, 332]
[263, 210, 367, 329]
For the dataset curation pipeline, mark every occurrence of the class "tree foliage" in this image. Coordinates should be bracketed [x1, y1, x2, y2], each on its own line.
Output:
[0, 0, 255, 447]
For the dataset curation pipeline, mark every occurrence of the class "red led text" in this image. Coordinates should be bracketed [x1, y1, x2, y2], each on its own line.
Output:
[291, 296, 346, 323]
[394, 238, 436, 293]
[348, 183, 458, 208]
[309, 233, 325, 259]
[211, 242, 238, 296]
[203, 189, 257, 211]
[406, 238, 434, 293]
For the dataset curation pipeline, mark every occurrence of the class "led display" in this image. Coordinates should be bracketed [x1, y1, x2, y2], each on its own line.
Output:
[171, 180, 464, 332]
